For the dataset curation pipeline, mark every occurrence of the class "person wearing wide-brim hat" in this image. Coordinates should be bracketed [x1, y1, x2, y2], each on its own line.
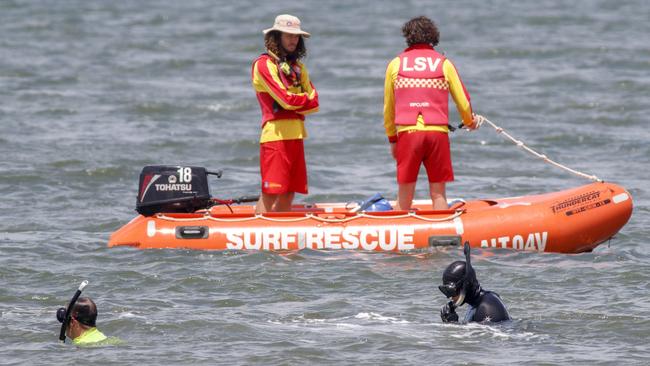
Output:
[252, 14, 319, 213]
[263, 14, 311, 38]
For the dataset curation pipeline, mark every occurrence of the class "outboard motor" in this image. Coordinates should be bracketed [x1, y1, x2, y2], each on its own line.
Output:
[136, 165, 217, 216]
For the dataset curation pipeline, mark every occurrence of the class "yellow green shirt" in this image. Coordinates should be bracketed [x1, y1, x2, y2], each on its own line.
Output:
[72, 327, 107, 345]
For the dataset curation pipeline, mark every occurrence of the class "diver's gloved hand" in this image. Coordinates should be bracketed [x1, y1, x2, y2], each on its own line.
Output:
[440, 301, 459, 323]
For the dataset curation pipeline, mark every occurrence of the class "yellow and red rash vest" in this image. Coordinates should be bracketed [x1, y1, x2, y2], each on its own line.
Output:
[251, 53, 319, 143]
[384, 44, 473, 143]
[394, 45, 449, 126]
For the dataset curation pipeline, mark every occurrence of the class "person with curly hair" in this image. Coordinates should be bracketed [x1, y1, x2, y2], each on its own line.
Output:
[383, 16, 483, 211]
[251, 14, 319, 213]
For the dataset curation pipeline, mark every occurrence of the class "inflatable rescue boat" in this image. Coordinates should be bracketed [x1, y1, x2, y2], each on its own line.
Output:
[108, 166, 633, 253]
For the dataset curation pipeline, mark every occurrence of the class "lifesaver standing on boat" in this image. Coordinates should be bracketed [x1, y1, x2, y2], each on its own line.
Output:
[251, 14, 319, 213]
[383, 16, 482, 211]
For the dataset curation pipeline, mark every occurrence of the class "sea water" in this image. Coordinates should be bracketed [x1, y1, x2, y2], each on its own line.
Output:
[1, 1, 649, 364]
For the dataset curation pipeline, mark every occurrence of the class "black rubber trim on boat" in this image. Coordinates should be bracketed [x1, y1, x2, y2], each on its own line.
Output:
[176, 226, 209, 239]
[428, 235, 462, 247]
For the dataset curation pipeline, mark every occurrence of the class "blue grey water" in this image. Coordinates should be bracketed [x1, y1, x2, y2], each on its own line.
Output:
[1, 0, 649, 364]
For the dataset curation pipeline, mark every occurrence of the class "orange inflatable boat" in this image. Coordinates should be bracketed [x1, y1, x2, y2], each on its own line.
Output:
[108, 167, 633, 253]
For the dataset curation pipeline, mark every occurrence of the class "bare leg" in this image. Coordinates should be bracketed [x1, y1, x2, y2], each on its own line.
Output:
[255, 192, 277, 214]
[272, 192, 295, 212]
[429, 182, 448, 210]
[397, 182, 416, 211]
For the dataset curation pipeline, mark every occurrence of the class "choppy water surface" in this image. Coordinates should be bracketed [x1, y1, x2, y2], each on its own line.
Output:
[1, 0, 649, 364]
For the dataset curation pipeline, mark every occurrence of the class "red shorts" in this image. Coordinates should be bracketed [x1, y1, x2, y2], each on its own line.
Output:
[260, 139, 308, 194]
[395, 130, 454, 184]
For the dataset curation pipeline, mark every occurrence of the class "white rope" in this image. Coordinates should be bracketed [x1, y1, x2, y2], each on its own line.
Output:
[156, 209, 464, 224]
[477, 117, 602, 182]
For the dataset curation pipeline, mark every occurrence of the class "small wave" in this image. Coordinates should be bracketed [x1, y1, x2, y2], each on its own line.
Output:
[127, 14, 168, 27]
[445, 321, 546, 342]
[132, 101, 178, 115]
[117, 312, 148, 320]
[30, 295, 51, 300]
[202, 101, 253, 113]
[354, 312, 410, 324]
[278, 311, 412, 326]
[48, 159, 84, 168]
[164, 58, 196, 69]
[1, 69, 36, 78]
[82, 166, 126, 178]
[35, 108, 78, 116]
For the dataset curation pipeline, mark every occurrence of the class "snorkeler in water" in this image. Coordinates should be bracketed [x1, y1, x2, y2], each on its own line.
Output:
[56, 281, 108, 345]
[438, 244, 510, 323]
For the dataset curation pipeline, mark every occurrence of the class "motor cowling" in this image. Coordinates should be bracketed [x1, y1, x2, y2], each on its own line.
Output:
[136, 165, 212, 216]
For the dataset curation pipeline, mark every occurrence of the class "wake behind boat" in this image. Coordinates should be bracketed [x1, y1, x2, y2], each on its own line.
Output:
[108, 165, 632, 253]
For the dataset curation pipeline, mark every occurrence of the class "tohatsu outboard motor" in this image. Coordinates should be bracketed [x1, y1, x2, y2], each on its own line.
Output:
[136, 165, 221, 216]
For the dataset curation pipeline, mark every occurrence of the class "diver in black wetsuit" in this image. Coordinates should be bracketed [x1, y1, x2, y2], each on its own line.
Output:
[438, 244, 510, 323]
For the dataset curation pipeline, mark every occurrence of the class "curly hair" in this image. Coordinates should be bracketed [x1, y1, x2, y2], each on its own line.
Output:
[402, 16, 440, 47]
[264, 31, 307, 61]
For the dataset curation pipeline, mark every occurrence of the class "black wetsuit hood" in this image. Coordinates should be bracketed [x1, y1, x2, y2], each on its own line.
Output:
[441, 261, 482, 307]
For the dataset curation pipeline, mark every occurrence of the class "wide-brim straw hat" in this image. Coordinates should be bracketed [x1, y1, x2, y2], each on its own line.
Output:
[263, 14, 310, 38]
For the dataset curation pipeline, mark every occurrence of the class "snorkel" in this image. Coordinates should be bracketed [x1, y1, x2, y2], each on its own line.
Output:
[56, 280, 88, 343]
[455, 242, 475, 306]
